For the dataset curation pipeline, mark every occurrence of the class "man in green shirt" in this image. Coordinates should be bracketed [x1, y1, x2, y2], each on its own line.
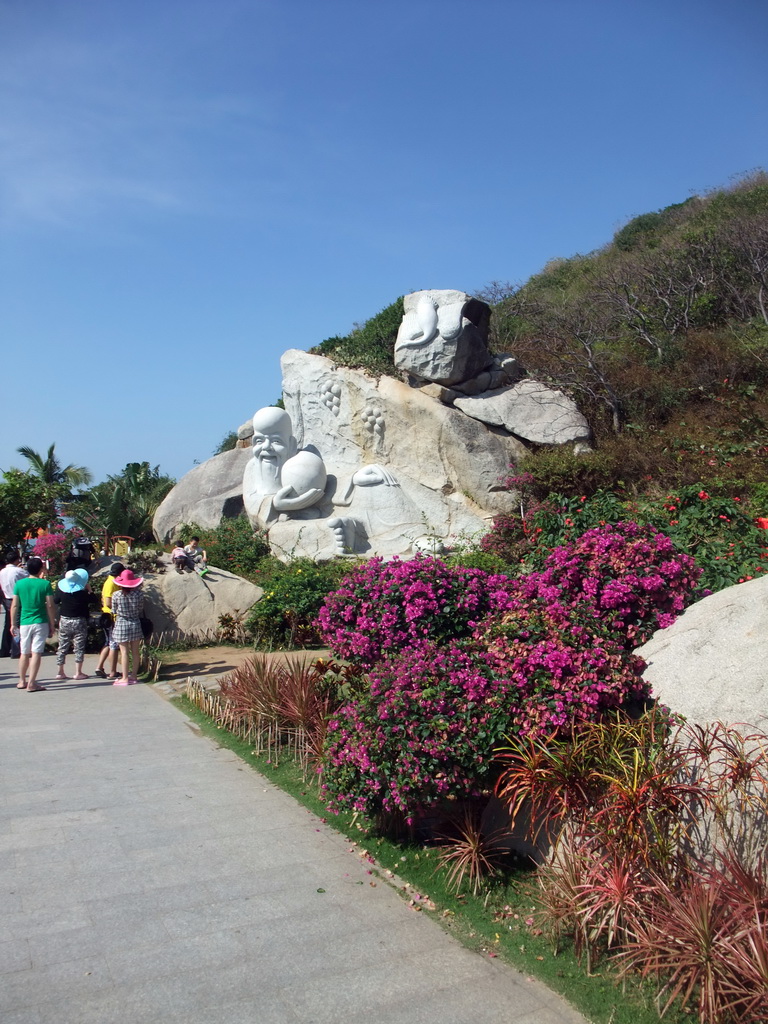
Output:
[11, 556, 55, 692]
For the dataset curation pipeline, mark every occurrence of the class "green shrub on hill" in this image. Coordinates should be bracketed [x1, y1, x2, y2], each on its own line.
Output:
[489, 172, 768, 446]
[310, 297, 403, 376]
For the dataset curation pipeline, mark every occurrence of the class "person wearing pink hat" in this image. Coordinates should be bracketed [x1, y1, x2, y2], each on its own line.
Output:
[111, 569, 144, 685]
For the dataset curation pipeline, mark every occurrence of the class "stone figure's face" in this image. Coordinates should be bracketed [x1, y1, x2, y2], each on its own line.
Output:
[251, 409, 293, 470]
[252, 428, 290, 466]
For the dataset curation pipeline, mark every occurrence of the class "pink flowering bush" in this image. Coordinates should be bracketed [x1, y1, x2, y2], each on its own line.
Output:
[321, 624, 648, 820]
[322, 640, 511, 820]
[318, 524, 699, 823]
[317, 555, 513, 669]
[479, 612, 649, 739]
[523, 521, 701, 648]
[33, 526, 71, 578]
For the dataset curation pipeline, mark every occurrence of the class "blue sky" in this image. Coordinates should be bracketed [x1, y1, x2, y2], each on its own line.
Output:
[1, 0, 766, 485]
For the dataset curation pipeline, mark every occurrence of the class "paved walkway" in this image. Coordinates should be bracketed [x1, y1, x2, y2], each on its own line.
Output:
[0, 652, 587, 1024]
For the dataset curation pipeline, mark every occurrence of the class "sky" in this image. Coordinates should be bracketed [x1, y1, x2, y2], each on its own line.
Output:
[1, 0, 766, 486]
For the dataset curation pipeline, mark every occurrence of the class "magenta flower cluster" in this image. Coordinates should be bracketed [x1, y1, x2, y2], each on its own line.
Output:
[480, 616, 648, 739]
[318, 523, 701, 821]
[522, 520, 701, 647]
[322, 640, 512, 820]
[317, 554, 513, 669]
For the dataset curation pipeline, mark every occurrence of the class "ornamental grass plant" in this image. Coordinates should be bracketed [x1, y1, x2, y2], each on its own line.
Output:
[217, 653, 342, 769]
[496, 714, 768, 1022]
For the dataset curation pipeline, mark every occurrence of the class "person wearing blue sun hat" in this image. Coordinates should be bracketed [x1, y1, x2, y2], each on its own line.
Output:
[53, 568, 92, 681]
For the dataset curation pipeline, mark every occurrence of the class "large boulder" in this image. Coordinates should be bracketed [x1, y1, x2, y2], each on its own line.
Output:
[154, 289, 595, 561]
[281, 349, 526, 518]
[454, 379, 591, 445]
[636, 575, 768, 731]
[142, 560, 262, 637]
[393, 289, 493, 386]
[153, 447, 252, 543]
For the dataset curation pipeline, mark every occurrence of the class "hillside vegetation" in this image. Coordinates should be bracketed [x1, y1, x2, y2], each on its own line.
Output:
[311, 173, 768, 502]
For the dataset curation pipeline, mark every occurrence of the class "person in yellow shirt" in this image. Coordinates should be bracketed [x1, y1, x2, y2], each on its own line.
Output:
[94, 563, 124, 679]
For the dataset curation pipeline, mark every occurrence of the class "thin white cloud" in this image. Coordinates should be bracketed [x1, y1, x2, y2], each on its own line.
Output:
[0, 23, 277, 230]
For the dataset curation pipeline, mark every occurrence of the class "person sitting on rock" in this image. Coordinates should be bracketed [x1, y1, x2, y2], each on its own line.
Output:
[171, 542, 188, 574]
[184, 537, 208, 576]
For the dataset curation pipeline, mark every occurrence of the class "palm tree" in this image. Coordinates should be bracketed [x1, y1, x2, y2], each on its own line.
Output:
[16, 444, 93, 490]
[66, 462, 174, 543]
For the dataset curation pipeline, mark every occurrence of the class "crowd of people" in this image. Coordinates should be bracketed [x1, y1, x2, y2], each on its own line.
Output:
[0, 535, 208, 690]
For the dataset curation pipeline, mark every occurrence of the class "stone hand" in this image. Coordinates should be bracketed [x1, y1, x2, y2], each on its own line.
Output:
[273, 485, 324, 511]
[351, 465, 398, 487]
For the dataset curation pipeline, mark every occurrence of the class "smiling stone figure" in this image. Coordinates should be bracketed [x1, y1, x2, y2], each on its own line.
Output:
[243, 407, 327, 522]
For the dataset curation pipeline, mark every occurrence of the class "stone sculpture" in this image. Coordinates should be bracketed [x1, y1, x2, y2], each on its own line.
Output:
[243, 407, 327, 520]
[155, 288, 594, 559]
[394, 289, 493, 386]
[243, 403, 439, 559]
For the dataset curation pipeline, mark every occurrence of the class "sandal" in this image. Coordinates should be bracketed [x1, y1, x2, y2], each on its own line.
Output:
[94, 669, 107, 678]
[26, 685, 47, 692]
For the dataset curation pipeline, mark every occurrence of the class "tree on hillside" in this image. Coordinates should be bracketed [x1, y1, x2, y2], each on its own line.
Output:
[488, 175, 768, 439]
[493, 289, 630, 434]
[0, 469, 62, 548]
[16, 444, 92, 491]
[67, 462, 175, 544]
[213, 430, 239, 455]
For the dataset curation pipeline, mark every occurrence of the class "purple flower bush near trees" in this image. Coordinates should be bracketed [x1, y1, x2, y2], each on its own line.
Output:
[524, 521, 701, 647]
[322, 641, 511, 818]
[319, 524, 702, 822]
[317, 555, 513, 669]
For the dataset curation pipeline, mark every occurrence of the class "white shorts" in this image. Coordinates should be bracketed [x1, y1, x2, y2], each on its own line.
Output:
[20, 622, 49, 655]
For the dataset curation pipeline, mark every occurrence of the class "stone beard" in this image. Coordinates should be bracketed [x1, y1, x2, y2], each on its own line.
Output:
[249, 407, 296, 497]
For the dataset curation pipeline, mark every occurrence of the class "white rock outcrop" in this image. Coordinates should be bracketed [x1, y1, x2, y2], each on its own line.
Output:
[142, 560, 262, 637]
[454, 379, 591, 445]
[244, 349, 527, 559]
[636, 575, 768, 731]
[394, 290, 493, 386]
[154, 289, 594, 561]
[153, 447, 252, 543]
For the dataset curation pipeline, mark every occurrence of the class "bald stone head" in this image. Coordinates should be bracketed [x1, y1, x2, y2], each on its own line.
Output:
[250, 407, 297, 492]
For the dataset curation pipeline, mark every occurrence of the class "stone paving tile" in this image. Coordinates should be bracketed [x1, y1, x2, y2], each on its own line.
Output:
[83, 880, 216, 921]
[2, 1006, 48, 1024]
[159, 889, 286, 940]
[0, 656, 588, 1024]
[162, 997, 302, 1024]
[0, 903, 92, 945]
[0, 936, 32, 974]
[0, 955, 114, 1015]
[104, 926, 248, 986]
[283, 950, 550, 1024]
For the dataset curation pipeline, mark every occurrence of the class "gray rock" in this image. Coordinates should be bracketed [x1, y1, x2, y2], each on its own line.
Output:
[417, 382, 457, 404]
[283, 349, 526, 517]
[636, 575, 768, 731]
[142, 557, 262, 637]
[454, 379, 591, 445]
[237, 420, 254, 440]
[495, 353, 526, 383]
[394, 290, 493, 386]
[153, 447, 252, 543]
